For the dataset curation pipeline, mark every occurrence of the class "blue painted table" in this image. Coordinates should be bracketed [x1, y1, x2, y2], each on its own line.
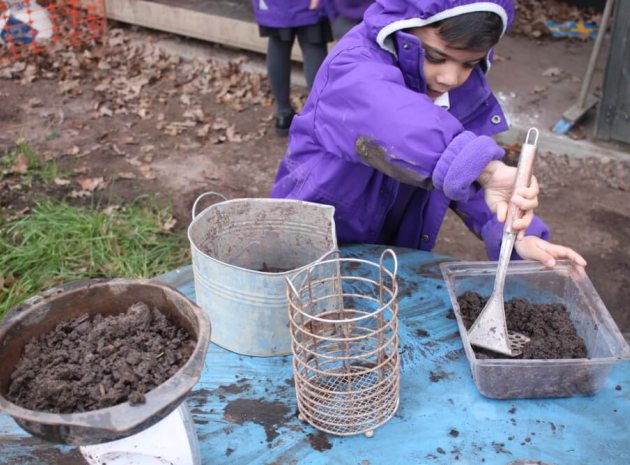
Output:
[1, 245, 629, 465]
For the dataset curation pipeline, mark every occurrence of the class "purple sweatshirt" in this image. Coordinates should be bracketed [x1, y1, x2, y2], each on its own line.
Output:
[251, 0, 326, 28]
[271, 0, 550, 259]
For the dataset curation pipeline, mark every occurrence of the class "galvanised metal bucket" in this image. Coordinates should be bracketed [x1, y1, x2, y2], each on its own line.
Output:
[187, 193, 337, 356]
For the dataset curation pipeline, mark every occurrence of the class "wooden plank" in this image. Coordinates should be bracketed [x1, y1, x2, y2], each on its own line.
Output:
[99, 0, 305, 61]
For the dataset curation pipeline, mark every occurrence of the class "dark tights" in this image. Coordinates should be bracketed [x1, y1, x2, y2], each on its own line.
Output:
[266, 36, 328, 116]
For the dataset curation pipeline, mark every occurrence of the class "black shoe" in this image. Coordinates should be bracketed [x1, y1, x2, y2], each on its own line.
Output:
[275, 111, 295, 138]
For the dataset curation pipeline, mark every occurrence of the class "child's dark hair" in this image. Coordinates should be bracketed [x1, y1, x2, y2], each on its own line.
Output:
[431, 12, 503, 51]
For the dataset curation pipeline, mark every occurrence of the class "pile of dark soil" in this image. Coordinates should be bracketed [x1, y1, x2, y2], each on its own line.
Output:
[457, 291, 587, 360]
[7, 302, 195, 413]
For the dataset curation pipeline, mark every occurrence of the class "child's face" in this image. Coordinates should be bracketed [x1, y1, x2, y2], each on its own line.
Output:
[410, 27, 488, 99]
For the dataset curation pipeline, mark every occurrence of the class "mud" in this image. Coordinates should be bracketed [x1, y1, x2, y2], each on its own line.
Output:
[223, 398, 292, 444]
[429, 370, 452, 382]
[457, 291, 587, 359]
[259, 263, 290, 273]
[0, 436, 84, 465]
[307, 430, 332, 451]
[7, 302, 194, 413]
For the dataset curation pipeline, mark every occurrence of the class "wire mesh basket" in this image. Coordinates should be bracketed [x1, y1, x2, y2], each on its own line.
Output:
[286, 249, 400, 437]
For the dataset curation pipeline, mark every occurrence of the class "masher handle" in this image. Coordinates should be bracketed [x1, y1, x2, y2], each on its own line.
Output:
[505, 129, 539, 235]
[493, 129, 539, 296]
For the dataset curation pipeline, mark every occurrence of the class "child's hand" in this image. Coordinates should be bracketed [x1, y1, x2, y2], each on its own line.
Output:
[514, 236, 587, 268]
[309, 0, 319, 9]
[478, 160, 539, 236]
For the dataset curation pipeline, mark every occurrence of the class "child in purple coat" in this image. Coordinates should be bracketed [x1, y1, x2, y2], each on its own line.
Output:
[271, 0, 585, 267]
[252, 0, 333, 137]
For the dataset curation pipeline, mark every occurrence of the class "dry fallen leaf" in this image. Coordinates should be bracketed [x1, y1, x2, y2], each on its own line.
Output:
[12, 154, 29, 174]
[112, 144, 125, 156]
[65, 146, 81, 156]
[78, 177, 106, 192]
[27, 97, 43, 108]
[161, 217, 177, 231]
[54, 178, 71, 186]
[117, 172, 137, 179]
[6, 208, 29, 222]
[103, 205, 121, 215]
[226, 125, 243, 143]
[69, 189, 93, 198]
[58, 80, 80, 95]
[139, 165, 156, 180]
[202, 170, 220, 180]
[0, 272, 16, 289]
[126, 157, 142, 167]
[196, 124, 211, 138]
[531, 85, 548, 94]
[138, 108, 152, 119]
[542, 67, 562, 77]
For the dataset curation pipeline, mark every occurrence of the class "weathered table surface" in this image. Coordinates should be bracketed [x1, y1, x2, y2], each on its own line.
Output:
[1, 244, 629, 465]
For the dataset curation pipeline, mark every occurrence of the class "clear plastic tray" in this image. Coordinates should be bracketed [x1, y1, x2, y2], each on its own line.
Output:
[440, 260, 630, 399]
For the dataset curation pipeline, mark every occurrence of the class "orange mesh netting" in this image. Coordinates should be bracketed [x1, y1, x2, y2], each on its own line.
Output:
[0, 0, 105, 58]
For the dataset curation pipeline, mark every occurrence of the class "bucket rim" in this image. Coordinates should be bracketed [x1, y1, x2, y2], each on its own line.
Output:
[188, 197, 336, 225]
[187, 197, 337, 276]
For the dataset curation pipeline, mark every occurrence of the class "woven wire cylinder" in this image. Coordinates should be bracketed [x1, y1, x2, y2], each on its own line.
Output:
[286, 250, 400, 437]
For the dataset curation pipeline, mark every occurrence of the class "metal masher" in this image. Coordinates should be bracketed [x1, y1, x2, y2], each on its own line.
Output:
[467, 128, 539, 357]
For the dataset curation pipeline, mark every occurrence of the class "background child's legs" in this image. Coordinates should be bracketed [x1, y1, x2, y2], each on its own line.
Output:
[266, 36, 295, 119]
[331, 16, 360, 41]
[298, 37, 328, 89]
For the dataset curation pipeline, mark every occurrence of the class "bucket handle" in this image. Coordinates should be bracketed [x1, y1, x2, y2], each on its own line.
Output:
[379, 248, 398, 283]
[191, 191, 228, 220]
[285, 248, 341, 305]
[379, 248, 398, 307]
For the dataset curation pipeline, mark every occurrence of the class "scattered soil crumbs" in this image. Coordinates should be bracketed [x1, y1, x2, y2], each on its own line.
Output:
[307, 430, 332, 451]
[457, 291, 587, 359]
[223, 398, 291, 444]
[7, 302, 194, 413]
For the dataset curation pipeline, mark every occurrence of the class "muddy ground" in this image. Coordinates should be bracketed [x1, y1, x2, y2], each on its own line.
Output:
[0, 25, 629, 334]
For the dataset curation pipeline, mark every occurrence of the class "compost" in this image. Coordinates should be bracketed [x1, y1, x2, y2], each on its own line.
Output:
[457, 291, 587, 359]
[7, 302, 195, 413]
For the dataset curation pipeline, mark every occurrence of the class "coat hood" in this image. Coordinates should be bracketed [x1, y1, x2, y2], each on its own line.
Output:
[364, 0, 514, 52]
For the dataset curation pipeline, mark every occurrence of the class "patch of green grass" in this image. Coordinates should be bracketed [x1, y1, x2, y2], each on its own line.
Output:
[0, 201, 191, 320]
[1, 141, 69, 183]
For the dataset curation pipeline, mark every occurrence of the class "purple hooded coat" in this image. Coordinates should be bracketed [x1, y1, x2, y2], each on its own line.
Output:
[271, 0, 550, 259]
[251, 0, 326, 28]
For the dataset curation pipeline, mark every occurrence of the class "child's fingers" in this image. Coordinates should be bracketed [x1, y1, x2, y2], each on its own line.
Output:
[512, 178, 539, 207]
[511, 194, 538, 212]
[512, 210, 534, 236]
[539, 242, 588, 267]
[515, 176, 540, 199]
[528, 175, 540, 196]
[496, 201, 508, 223]
[517, 238, 556, 267]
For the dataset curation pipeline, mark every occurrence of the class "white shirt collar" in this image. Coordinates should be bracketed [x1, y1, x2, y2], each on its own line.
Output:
[433, 92, 450, 109]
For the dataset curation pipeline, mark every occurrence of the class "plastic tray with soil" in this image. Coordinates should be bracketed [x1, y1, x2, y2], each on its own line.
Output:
[440, 260, 630, 399]
[0, 279, 210, 445]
